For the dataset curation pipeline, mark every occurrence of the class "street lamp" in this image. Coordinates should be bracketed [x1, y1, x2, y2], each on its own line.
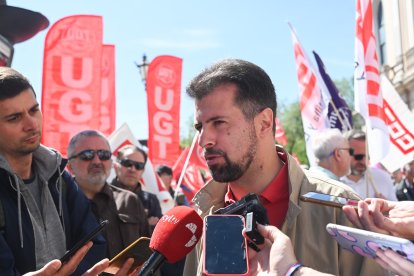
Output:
[135, 53, 149, 84]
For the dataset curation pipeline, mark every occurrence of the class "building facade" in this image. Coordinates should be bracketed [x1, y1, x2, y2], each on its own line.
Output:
[374, 0, 414, 108]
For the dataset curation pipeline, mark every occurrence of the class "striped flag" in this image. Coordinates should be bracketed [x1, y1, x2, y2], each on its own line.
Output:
[288, 22, 330, 165]
[354, 0, 389, 164]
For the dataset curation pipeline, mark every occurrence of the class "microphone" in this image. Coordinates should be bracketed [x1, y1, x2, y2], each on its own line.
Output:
[138, 206, 203, 276]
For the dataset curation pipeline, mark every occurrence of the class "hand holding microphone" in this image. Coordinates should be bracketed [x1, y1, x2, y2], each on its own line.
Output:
[138, 206, 203, 276]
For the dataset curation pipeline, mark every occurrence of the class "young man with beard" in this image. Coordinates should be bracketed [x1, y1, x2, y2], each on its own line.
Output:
[67, 130, 150, 259]
[0, 67, 105, 275]
[182, 59, 387, 276]
[340, 130, 397, 201]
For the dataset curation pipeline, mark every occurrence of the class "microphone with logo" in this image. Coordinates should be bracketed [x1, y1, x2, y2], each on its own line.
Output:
[138, 205, 203, 276]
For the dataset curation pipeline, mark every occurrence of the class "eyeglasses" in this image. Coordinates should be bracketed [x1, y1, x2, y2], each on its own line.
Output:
[353, 154, 366, 161]
[119, 159, 145, 170]
[69, 149, 112, 161]
[337, 148, 354, 156]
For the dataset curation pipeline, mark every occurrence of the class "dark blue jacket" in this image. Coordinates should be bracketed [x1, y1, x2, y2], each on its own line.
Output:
[0, 152, 106, 275]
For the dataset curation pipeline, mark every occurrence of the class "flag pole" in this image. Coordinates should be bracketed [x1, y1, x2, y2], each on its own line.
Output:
[328, 99, 352, 131]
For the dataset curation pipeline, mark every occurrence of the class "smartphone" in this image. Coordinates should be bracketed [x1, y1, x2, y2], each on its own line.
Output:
[60, 220, 108, 263]
[203, 215, 249, 275]
[326, 223, 414, 262]
[104, 237, 152, 274]
[299, 191, 358, 208]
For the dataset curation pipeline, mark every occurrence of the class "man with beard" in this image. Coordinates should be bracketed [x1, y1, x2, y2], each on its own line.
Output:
[340, 130, 397, 201]
[310, 128, 353, 180]
[182, 59, 387, 276]
[67, 130, 150, 259]
[0, 67, 106, 275]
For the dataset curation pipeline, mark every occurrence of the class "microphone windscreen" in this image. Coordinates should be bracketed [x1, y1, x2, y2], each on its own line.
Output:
[150, 206, 203, 263]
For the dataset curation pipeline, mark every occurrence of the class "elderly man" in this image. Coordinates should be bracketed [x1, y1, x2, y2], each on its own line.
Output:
[310, 128, 353, 180]
[67, 130, 150, 259]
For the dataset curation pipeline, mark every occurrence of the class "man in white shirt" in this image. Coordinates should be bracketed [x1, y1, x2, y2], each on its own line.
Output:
[340, 129, 397, 201]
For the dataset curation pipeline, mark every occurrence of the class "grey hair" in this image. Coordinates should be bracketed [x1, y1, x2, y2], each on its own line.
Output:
[67, 129, 110, 158]
[312, 129, 347, 161]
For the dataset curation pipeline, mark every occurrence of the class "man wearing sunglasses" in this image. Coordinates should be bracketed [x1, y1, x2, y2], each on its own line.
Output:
[340, 130, 397, 201]
[310, 129, 353, 181]
[67, 130, 150, 259]
[111, 145, 162, 235]
[0, 67, 106, 275]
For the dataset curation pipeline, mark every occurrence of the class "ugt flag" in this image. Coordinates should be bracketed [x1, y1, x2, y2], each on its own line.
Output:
[354, 0, 389, 164]
[313, 51, 353, 132]
[41, 15, 103, 157]
[288, 22, 330, 165]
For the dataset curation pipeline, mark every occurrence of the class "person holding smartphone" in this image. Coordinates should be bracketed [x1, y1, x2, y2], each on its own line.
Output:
[0, 67, 105, 275]
[182, 59, 386, 276]
[343, 198, 414, 275]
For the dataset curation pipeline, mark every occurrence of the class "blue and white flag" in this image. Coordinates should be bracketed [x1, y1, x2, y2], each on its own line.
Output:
[313, 51, 353, 132]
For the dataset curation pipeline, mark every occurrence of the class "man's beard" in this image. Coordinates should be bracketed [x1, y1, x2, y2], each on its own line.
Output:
[350, 164, 366, 176]
[87, 165, 109, 185]
[208, 127, 257, 183]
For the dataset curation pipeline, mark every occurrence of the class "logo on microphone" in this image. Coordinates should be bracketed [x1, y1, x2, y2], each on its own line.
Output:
[161, 214, 180, 224]
[185, 222, 198, 248]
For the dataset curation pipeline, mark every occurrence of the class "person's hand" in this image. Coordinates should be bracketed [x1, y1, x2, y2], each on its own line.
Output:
[23, 242, 93, 276]
[343, 198, 414, 239]
[147, 216, 160, 226]
[83, 257, 136, 276]
[374, 248, 414, 276]
[245, 224, 297, 275]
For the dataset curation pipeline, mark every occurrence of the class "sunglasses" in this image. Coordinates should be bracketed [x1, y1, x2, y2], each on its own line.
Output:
[69, 149, 112, 161]
[338, 148, 354, 156]
[119, 159, 145, 170]
[353, 154, 366, 161]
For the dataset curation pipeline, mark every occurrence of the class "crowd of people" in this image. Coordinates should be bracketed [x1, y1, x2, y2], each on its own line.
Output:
[1, 59, 414, 276]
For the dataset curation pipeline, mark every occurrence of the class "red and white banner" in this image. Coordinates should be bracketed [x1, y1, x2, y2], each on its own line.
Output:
[354, 0, 389, 164]
[41, 15, 103, 157]
[275, 117, 288, 146]
[380, 76, 414, 172]
[288, 22, 330, 165]
[173, 132, 211, 201]
[108, 123, 174, 213]
[99, 45, 116, 136]
[146, 55, 182, 168]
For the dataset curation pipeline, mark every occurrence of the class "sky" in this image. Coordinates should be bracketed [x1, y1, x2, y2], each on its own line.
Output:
[8, 0, 356, 140]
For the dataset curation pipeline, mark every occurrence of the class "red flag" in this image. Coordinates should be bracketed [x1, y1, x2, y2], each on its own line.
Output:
[354, 0, 389, 163]
[99, 45, 116, 136]
[41, 15, 103, 157]
[275, 117, 288, 145]
[172, 133, 211, 200]
[146, 55, 182, 167]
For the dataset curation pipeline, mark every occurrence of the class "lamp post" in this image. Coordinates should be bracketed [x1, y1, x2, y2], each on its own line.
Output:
[135, 53, 149, 85]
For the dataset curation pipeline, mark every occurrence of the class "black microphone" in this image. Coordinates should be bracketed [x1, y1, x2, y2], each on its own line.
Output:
[138, 206, 203, 276]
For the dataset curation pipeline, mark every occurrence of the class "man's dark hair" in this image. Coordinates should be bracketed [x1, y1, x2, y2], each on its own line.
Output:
[0, 67, 35, 100]
[156, 164, 173, 176]
[186, 59, 277, 132]
[117, 144, 148, 164]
